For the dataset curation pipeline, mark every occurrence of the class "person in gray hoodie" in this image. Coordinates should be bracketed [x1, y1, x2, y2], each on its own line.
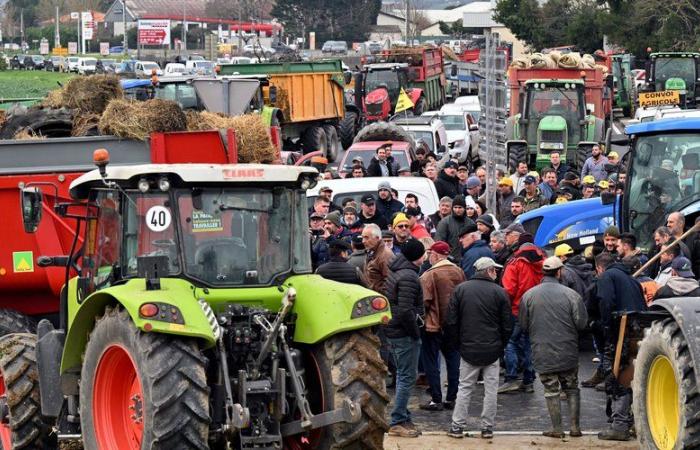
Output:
[654, 257, 700, 299]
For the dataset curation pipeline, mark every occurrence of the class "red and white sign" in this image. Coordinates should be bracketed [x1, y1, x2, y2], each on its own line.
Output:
[100, 42, 110, 56]
[68, 42, 78, 54]
[81, 11, 94, 40]
[138, 19, 171, 46]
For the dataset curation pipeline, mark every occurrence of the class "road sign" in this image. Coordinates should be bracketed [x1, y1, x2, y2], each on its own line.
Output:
[638, 90, 680, 108]
[68, 42, 78, 54]
[138, 19, 171, 46]
[40, 40, 49, 55]
[81, 11, 94, 40]
[100, 42, 109, 56]
[53, 46, 68, 56]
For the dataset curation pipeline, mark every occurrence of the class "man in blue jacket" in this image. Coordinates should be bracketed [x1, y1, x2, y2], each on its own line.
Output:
[458, 224, 495, 279]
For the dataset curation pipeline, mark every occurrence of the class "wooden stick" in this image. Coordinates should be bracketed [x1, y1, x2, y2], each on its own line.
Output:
[613, 314, 628, 378]
[634, 221, 700, 278]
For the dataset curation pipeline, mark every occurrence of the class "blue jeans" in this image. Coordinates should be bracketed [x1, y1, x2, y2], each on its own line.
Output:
[504, 315, 535, 385]
[388, 336, 421, 426]
[420, 330, 459, 403]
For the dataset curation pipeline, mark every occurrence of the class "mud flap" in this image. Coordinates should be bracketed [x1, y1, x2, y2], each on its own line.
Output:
[36, 319, 65, 418]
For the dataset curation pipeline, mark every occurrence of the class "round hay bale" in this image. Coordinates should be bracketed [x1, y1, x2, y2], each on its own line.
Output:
[595, 64, 609, 75]
[509, 57, 530, 69]
[549, 50, 562, 64]
[558, 52, 582, 69]
[529, 53, 550, 69]
[98, 98, 187, 140]
[581, 54, 596, 68]
[63, 75, 123, 115]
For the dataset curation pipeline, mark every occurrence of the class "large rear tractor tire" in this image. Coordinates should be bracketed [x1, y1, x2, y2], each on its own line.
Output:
[0, 310, 36, 337]
[302, 126, 328, 156]
[80, 306, 210, 450]
[507, 143, 527, 173]
[576, 144, 592, 172]
[633, 318, 700, 450]
[339, 111, 358, 150]
[322, 124, 341, 163]
[0, 333, 54, 449]
[353, 121, 415, 152]
[413, 97, 427, 116]
[285, 328, 389, 450]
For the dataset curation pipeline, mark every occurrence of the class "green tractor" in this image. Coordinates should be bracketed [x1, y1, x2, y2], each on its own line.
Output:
[643, 52, 700, 109]
[505, 79, 605, 171]
[2, 152, 390, 449]
[611, 53, 636, 118]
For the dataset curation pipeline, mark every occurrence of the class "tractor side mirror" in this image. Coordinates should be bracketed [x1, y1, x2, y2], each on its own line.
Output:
[269, 86, 278, 105]
[343, 71, 352, 85]
[21, 187, 43, 233]
[451, 65, 457, 77]
[469, 123, 479, 132]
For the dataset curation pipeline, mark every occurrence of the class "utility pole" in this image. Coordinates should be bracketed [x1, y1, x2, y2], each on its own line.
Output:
[20, 9, 24, 50]
[54, 6, 60, 47]
[122, 0, 127, 53]
[404, 0, 409, 43]
[182, 2, 187, 52]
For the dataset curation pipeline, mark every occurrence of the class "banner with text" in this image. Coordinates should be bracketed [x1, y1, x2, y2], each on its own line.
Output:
[81, 11, 94, 40]
[138, 19, 171, 46]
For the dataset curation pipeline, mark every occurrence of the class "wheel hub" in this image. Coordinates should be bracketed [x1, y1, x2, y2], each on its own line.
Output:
[646, 355, 679, 450]
[129, 393, 143, 424]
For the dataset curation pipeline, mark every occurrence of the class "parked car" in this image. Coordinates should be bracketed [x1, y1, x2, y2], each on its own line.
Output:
[134, 61, 163, 78]
[45, 56, 65, 72]
[306, 176, 439, 215]
[109, 46, 125, 54]
[428, 106, 480, 163]
[391, 115, 448, 156]
[322, 41, 348, 55]
[228, 56, 254, 65]
[243, 44, 274, 58]
[163, 63, 188, 77]
[185, 60, 215, 76]
[65, 56, 80, 73]
[23, 55, 45, 70]
[77, 57, 98, 75]
[9, 55, 23, 69]
[97, 58, 118, 73]
[337, 141, 416, 176]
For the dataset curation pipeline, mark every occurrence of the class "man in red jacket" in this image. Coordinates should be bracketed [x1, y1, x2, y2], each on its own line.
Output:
[498, 233, 546, 394]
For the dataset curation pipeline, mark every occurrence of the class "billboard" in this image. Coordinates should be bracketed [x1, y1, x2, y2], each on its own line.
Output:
[81, 11, 94, 40]
[138, 19, 171, 46]
[68, 42, 78, 54]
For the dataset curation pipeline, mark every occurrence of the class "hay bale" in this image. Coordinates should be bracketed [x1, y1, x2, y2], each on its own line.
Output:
[529, 53, 556, 69]
[0, 110, 5, 131]
[185, 110, 207, 130]
[71, 113, 101, 137]
[63, 75, 123, 115]
[42, 89, 65, 109]
[509, 57, 530, 69]
[99, 98, 187, 140]
[558, 52, 582, 69]
[581, 54, 596, 68]
[549, 50, 562, 64]
[595, 64, 609, 75]
[186, 111, 275, 163]
[14, 128, 46, 140]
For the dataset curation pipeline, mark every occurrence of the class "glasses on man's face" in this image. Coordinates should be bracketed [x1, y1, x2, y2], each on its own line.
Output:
[395, 224, 409, 229]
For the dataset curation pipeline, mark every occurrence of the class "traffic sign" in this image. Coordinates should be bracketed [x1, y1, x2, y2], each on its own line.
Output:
[638, 90, 680, 108]
[138, 19, 171, 46]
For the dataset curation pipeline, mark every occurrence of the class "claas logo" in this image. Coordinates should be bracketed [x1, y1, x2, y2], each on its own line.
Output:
[222, 168, 265, 178]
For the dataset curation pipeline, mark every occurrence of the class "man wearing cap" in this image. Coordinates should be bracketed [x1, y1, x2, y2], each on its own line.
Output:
[580, 144, 609, 182]
[428, 197, 452, 236]
[385, 240, 426, 437]
[502, 222, 525, 257]
[309, 211, 329, 269]
[404, 207, 430, 239]
[456, 165, 469, 191]
[556, 243, 594, 300]
[549, 152, 570, 183]
[465, 176, 481, 202]
[519, 175, 547, 212]
[654, 256, 700, 299]
[496, 178, 515, 223]
[510, 161, 529, 195]
[445, 257, 512, 439]
[383, 230, 400, 255]
[607, 151, 619, 166]
[316, 239, 367, 286]
[436, 195, 476, 263]
[520, 256, 588, 439]
[367, 144, 394, 177]
[347, 235, 368, 272]
[392, 213, 413, 251]
[358, 194, 389, 230]
[475, 215, 495, 243]
[499, 234, 546, 394]
[376, 181, 404, 226]
[559, 172, 582, 200]
[459, 224, 494, 280]
[434, 161, 462, 199]
[419, 241, 465, 411]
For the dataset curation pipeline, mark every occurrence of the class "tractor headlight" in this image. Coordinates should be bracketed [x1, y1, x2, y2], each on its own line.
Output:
[138, 178, 150, 193]
[158, 177, 170, 192]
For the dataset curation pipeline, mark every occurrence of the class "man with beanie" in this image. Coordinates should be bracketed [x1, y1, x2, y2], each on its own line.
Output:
[476, 215, 495, 244]
[323, 211, 353, 242]
[376, 181, 404, 226]
[496, 178, 515, 222]
[499, 234, 546, 393]
[520, 256, 588, 439]
[347, 235, 367, 272]
[435, 161, 462, 199]
[419, 241, 465, 411]
[603, 226, 620, 255]
[445, 257, 512, 439]
[459, 224, 495, 279]
[465, 176, 481, 202]
[316, 240, 367, 286]
[392, 213, 413, 251]
[385, 239, 426, 437]
[436, 195, 476, 263]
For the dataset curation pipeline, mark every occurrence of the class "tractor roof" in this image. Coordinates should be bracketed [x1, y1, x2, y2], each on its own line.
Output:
[364, 63, 409, 71]
[625, 117, 700, 135]
[70, 164, 318, 199]
[524, 79, 585, 85]
[650, 52, 700, 58]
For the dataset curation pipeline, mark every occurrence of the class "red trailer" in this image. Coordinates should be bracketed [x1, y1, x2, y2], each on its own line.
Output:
[0, 129, 258, 324]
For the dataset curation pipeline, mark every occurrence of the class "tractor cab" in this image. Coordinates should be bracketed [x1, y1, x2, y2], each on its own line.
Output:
[646, 52, 700, 109]
[519, 79, 588, 168]
[612, 53, 636, 117]
[360, 63, 412, 121]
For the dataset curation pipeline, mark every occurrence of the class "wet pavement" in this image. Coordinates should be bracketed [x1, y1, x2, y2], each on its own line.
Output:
[387, 351, 614, 433]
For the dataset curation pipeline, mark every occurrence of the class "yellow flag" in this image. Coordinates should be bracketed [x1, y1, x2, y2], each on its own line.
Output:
[394, 88, 415, 114]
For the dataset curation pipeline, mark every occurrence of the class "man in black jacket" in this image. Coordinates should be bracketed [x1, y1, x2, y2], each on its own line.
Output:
[376, 181, 404, 226]
[654, 257, 700, 299]
[315, 240, 367, 286]
[385, 239, 426, 438]
[445, 257, 512, 439]
[367, 143, 396, 177]
[434, 161, 461, 199]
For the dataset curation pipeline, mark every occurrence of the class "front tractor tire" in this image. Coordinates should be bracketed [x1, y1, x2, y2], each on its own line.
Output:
[80, 307, 210, 450]
[287, 328, 389, 450]
[0, 333, 54, 449]
[633, 318, 700, 449]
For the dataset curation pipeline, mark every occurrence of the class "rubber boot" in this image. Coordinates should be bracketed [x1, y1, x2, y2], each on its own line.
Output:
[581, 368, 604, 387]
[542, 396, 565, 438]
[567, 390, 582, 437]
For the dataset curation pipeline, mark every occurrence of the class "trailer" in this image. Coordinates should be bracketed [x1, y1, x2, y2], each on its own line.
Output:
[218, 60, 348, 161]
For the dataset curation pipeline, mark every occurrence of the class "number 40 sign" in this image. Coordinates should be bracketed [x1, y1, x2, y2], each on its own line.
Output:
[146, 206, 172, 232]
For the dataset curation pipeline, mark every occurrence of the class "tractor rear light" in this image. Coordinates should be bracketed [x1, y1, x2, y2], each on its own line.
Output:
[381, 315, 390, 324]
[139, 303, 159, 317]
[371, 297, 388, 310]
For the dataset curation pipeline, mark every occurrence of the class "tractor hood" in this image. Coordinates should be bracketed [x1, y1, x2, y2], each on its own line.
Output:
[538, 115, 567, 131]
[365, 88, 389, 105]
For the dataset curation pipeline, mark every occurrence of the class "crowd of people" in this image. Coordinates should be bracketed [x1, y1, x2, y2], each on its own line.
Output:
[307, 141, 700, 440]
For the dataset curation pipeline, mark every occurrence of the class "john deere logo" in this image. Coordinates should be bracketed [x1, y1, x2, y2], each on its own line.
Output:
[12, 251, 34, 273]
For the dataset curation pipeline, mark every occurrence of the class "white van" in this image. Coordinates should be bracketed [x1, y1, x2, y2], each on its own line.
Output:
[185, 60, 215, 76]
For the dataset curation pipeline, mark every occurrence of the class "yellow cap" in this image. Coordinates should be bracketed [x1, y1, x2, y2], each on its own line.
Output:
[583, 175, 596, 185]
[527, 171, 539, 178]
[498, 177, 513, 186]
[608, 151, 619, 159]
[555, 243, 574, 257]
[393, 213, 409, 228]
[598, 180, 610, 189]
[555, 196, 568, 204]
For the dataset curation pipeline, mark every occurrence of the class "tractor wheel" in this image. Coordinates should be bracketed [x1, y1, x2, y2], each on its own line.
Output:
[322, 124, 341, 163]
[338, 111, 358, 150]
[353, 121, 415, 152]
[285, 328, 389, 450]
[413, 97, 427, 116]
[0, 108, 74, 139]
[0, 333, 54, 449]
[507, 143, 527, 173]
[80, 306, 209, 450]
[576, 145, 592, 172]
[0, 310, 36, 337]
[302, 126, 328, 155]
[633, 317, 700, 450]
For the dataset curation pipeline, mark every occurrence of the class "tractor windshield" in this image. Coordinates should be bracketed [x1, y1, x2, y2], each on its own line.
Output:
[524, 85, 583, 144]
[627, 132, 700, 251]
[176, 187, 311, 286]
[365, 69, 407, 99]
[653, 57, 696, 92]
